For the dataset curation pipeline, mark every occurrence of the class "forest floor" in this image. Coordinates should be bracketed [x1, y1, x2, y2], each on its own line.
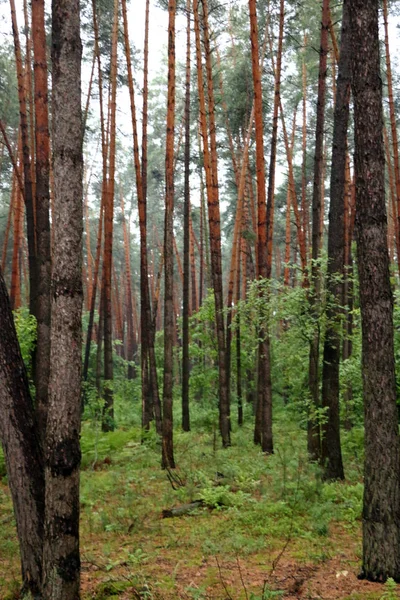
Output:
[0, 407, 399, 600]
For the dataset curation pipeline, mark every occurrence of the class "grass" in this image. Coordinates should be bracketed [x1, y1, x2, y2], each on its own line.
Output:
[0, 401, 397, 599]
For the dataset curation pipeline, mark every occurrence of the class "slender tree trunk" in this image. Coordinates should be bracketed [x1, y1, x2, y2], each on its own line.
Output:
[143, 0, 160, 423]
[10, 181, 23, 310]
[0, 120, 25, 199]
[199, 170, 205, 307]
[350, 0, 400, 581]
[9, 0, 37, 317]
[162, 0, 177, 469]
[194, 0, 230, 446]
[249, 0, 273, 453]
[0, 267, 44, 598]
[301, 33, 309, 257]
[120, 190, 136, 379]
[102, 0, 119, 432]
[236, 238, 243, 426]
[2, 169, 16, 274]
[283, 108, 297, 286]
[189, 216, 198, 313]
[384, 125, 399, 266]
[320, 0, 350, 481]
[23, 0, 36, 211]
[32, 0, 51, 441]
[307, 0, 329, 461]
[383, 0, 400, 277]
[82, 0, 107, 384]
[42, 0, 83, 594]
[96, 287, 104, 395]
[266, 0, 284, 277]
[122, 0, 159, 430]
[182, 0, 191, 433]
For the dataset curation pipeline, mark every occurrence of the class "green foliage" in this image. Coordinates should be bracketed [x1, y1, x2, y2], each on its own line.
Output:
[13, 308, 37, 381]
[380, 578, 398, 600]
[250, 588, 285, 600]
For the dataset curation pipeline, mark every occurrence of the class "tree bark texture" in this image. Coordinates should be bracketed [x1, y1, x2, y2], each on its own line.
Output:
[162, 0, 177, 469]
[0, 267, 44, 598]
[350, 0, 400, 582]
[32, 0, 51, 443]
[102, 0, 119, 432]
[194, 0, 230, 447]
[249, 0, 273, 453]
[307, 0, 330, 461]
[9, 0, 37, 317]
[182, 0, 191, 433]
[321, 0, 350, 481]
[42, 0, 83, 595]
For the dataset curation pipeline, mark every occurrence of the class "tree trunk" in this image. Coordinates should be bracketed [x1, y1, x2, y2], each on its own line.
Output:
[236, 239, 243, 426]
[120, 191, 136, 379]
[350, 0, 400, 582]
[102, 0, 119, 432]
[182, 0, 191, 433]
[82, 0, 107, 385]
[383, 0, 400, 277]
[0, 267, 44, 598]
[42, 0, 83, 594]
[194, 0, 230, 447]
[121, 0, 159, 430]
[162, 0, 177, 469]
[2, 168, 16, 274]
[307, 0, 329, 462]
[9, 0, 37, 317]
[266, 0, 284, 278]
[32, 0, 51, 442]
[10, 172, 23, 310]
[301, 33, 310, 257]
[320, 0, 350, 481]
[249, 0, 273, 453]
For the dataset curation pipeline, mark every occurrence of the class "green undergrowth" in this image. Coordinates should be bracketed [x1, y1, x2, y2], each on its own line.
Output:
[0, 403, 376, 599]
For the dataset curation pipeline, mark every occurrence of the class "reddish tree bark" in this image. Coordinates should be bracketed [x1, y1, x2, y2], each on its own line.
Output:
[162, 0, 177, 469]
[249, 0, 273, 453]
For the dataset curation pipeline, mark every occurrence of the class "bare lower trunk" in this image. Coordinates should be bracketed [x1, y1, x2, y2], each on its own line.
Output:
[32, 0, 51, 442]
[351, 0, 400, 581]
[182, 0, 191, 433]
[307, 0, 330, 461]
[321, 0, 350, 481]
[0, 267, 44, 598]
[249, 0, 273, 453]
[102, 0, 119, 433]
[162, 0, 177, 469]
[42, 0, 83, 595]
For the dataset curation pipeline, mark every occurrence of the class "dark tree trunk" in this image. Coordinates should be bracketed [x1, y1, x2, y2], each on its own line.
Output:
[162, 0, 177, 470]
[350, 0, 400, 582]
[236, 241, 243, 426]
[307, 0, 330, 461]
[32, 0, 51, 442]
[202, 0, 231, 447]
[82, 0, 107, 385]
[42, 0, 83, 594]
[320, 0, 350, 481]
[182, 0, 191, 433]
[0, 267, 44, 598]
